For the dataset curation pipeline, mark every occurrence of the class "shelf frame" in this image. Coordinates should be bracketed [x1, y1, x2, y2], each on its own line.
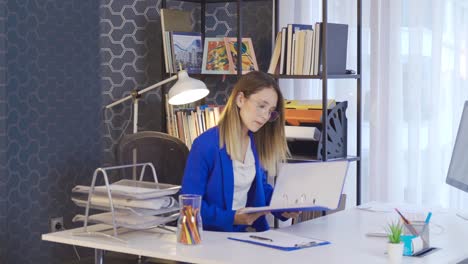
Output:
[162, 0, 362, 205]
[272, 0, 362, 206]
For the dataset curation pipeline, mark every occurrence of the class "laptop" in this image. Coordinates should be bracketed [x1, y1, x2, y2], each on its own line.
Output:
[241, 160, 349, 214]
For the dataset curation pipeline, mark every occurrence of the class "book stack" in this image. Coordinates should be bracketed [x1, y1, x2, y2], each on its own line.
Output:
[167, 102, 223, 149]
[268, 23, 348, 76]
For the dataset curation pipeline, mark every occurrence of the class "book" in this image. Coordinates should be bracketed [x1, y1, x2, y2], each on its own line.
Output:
[284, 99, 336, 110]
[170, 32, 203, 74]
[201, 37, 231, 74]
[160, 9, 192, 73]
[228, 230, 329, 251]
[267, 31, 282, 74]
[294, 30, 306, 75]
[239, 160, 349, 214]
[286, 24, 313, 75]
[303, 29, 314, 75]
[279, 27, 287, 74]
[317, 23, 349, 75]
[224, 37, 259, 74]
[312, 22, 320, 75]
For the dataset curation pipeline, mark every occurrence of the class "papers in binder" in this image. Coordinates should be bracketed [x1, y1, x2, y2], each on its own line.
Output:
[228, 230, 329, 251]
[240, 160, 349, 214]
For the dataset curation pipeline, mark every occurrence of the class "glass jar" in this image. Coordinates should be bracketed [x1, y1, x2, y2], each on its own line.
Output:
[176, 194, 203, 245]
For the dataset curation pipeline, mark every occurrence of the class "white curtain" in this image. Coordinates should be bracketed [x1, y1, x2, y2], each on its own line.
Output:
[279, 0, 468, 211]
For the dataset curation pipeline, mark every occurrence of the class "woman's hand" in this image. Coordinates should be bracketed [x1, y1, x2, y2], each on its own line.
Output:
[234, 209, 269, 225]
[281, 211, 301, 219]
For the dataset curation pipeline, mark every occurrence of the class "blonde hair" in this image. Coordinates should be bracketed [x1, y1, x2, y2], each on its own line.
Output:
[218, 71, 289, 176]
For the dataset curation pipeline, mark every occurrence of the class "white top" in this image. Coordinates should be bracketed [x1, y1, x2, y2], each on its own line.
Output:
[232, 138, 256, 210]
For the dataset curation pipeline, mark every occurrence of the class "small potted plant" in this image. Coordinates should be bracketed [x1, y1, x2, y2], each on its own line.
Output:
[386, 221, 404, 263]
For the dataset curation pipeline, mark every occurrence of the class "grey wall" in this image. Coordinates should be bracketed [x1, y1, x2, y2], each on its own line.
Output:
[0, 0, 272, 263]
[0, 0, 6, 260]
[2, 0, 102, 263]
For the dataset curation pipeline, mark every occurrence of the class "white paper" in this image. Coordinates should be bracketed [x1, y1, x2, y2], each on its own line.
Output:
[73, 212, 179, 229]
[89, 195, 175, 210]
[72, 180, 181, 199]
[412, 236, 424, 254]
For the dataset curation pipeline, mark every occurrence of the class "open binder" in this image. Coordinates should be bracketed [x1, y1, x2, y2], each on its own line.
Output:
[241, 160, 349, 214]
[228, 230, 329, 251]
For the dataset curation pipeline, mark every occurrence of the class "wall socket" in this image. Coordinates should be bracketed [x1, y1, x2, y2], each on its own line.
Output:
[49, 217, 64, 232]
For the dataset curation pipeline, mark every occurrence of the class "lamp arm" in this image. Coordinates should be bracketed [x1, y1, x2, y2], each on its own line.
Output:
[105, 74, 178, 109]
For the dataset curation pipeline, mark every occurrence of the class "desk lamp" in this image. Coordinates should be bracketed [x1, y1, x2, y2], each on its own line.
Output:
[106, 70, 208, 180]
[106, 70, 209, 134]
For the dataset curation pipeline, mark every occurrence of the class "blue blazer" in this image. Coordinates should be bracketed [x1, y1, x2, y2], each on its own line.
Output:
[181, 127, 277, 232]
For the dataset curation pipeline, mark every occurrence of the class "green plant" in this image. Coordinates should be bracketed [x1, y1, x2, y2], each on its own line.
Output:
[386, 221, 404, 244]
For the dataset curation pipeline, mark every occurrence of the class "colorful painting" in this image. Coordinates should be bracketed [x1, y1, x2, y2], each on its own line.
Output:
[201, 38, 231, 74]
[224, 37, 259, 74]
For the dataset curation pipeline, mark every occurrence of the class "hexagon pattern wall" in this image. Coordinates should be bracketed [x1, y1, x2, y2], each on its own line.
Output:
[1, 0, 272, 263]
[0, 0, 6, 261]
[3, 0, 101, 263]
[101, 0, 272, 165]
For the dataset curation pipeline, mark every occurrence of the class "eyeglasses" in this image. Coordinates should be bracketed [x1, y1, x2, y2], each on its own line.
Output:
[249, 98, 280, 122]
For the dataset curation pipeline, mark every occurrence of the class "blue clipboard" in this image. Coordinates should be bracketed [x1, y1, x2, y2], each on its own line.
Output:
[227, 230, 330, 251]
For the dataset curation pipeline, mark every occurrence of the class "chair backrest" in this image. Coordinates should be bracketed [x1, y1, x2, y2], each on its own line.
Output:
[116, 131, 189, 186]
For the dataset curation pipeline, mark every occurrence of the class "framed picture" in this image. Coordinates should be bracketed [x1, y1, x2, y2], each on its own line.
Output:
[224, 37, 259, 74]
[171, 32, 203, 74]
[201, 37, 231, 74]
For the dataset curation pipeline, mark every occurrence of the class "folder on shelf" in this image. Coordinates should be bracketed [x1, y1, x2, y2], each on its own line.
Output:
[285, 109, 321, 126]
[240, 160, 349, 214]
[317, 23, 349, 75]
[285, 126, 321, 141]
[228, 230, 330, 251]
[285, 99, 336, 110]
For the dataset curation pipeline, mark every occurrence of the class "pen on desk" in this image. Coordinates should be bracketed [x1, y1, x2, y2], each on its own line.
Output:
[249, 235, 273, 242]
[394, 208, 419, 235]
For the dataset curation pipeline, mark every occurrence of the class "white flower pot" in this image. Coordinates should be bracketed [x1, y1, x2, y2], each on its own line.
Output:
[387, 242, 404, 264]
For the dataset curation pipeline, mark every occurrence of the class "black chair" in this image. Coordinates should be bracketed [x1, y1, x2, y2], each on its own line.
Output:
[116, 131, 189, 186]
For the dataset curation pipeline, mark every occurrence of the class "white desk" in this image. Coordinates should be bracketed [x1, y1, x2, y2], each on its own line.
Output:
[42, 203, 468, 264]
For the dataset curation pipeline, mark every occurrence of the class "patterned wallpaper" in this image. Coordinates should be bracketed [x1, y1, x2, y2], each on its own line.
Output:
[0, 0, 6, 261]
[1, 0, 272, 263]
[102, 0, 272, 165]
[2, 0, 102, 263]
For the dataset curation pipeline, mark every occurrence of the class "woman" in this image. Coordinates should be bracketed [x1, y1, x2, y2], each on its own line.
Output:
[181, 71, 297, 232]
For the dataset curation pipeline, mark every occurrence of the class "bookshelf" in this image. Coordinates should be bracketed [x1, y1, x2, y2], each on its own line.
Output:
[160, 0, 362, 204]
[162, 0, 268, 79]
[272, 0, 362, 205]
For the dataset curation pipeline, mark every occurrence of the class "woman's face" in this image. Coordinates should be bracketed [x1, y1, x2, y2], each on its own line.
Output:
[236, 87, 278, 134]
